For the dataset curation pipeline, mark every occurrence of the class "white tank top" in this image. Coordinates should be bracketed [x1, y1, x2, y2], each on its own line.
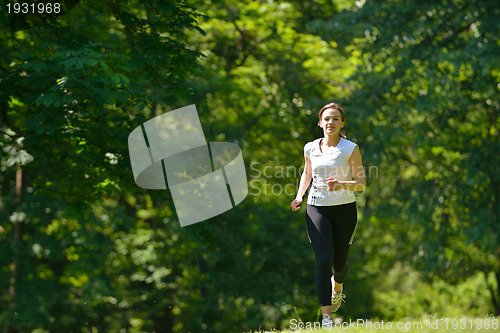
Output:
[305, 137, 357, 206]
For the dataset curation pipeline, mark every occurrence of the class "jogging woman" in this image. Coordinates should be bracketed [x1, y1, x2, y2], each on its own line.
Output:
[291, 102, 366, 328]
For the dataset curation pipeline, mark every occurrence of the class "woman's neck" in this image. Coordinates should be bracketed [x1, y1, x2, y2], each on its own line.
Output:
[322, 134, 341, 147]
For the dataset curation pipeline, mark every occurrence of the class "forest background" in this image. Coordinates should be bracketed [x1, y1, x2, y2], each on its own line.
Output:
[0, 0, 498, 332]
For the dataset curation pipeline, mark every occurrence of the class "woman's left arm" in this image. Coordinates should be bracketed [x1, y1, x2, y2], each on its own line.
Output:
[327, 146, 366, 192]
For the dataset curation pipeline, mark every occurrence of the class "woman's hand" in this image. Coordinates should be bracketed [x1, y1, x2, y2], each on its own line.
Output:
[291, 198, 303, 211]
[326, 177, 341, 191]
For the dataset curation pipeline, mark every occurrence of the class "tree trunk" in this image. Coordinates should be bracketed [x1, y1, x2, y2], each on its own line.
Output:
[487, 247, 500, 316]
[152, 306, 174, 333]
[496, 246, 500, 316]
[8, 163, 23, 333]
[197, 254, 207, 298]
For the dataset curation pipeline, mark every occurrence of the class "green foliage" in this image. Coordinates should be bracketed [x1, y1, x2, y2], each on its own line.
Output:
[343, 0, 499, 281]
[187, 0, 499, 327]
[1, 0, 205, 332]
[373, 263, 494, 320]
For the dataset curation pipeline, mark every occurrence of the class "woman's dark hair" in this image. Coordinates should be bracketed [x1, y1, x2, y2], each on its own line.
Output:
[318, 102, 347, 139]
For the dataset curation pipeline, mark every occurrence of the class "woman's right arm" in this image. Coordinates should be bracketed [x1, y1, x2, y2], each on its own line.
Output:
[291, 151, 312, 211]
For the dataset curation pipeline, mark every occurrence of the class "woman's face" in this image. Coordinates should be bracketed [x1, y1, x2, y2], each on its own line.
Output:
[319, 108, 344, 135]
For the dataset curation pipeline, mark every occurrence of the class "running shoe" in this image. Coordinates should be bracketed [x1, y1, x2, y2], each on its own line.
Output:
[322, 313, 333, 329]
[331, 288, 346, 312]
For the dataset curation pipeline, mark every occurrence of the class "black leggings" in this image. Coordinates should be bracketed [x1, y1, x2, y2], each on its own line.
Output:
[305, 202, 358, 306]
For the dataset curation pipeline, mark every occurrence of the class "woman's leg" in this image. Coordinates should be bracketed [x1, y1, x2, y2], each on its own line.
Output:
[329, 202, 358, 287]
[305, 205, 334, 308]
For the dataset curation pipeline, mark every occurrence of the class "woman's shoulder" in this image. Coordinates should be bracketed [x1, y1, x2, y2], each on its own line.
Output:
[341, 137, 357, 147]
[305, 138, 321, 148]
[340, 137, 358, 156]
[304, 138, 321, 158]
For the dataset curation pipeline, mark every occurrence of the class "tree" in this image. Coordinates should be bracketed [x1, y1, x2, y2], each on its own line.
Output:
[1, 0, 207, 331]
